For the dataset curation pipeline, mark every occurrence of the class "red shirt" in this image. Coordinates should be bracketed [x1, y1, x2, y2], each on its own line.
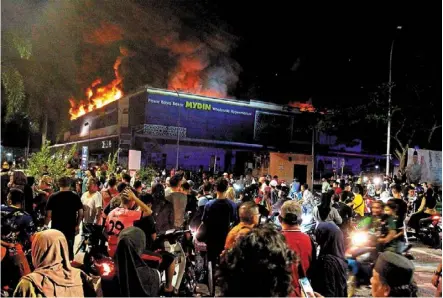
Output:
[281, 230, 313, 297]
[105, 207, 142, 257]
[335, 187, 342, 195]
[101, 188, 119, 209]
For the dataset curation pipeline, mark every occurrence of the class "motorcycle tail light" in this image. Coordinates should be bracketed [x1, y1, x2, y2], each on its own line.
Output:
[94, 259, 115, 277]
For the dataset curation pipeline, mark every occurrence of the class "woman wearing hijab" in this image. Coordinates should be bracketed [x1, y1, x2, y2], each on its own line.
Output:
[107, 226, 160, 297]
[311, 222, 348, 297]
[313, 190, 342, 225]
[13, 229, 92, 297]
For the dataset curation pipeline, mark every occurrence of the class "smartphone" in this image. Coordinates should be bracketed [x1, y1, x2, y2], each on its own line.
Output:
[299, 277, 315, 297]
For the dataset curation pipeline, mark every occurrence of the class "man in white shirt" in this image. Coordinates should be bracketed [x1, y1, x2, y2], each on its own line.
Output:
[81, 177, 103, 225]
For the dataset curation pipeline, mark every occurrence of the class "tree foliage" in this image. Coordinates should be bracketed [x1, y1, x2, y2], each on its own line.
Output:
[27, 142, 77, 182]
[307, 82, 441, 171]
[1, 66, 26, 122]
[106, 149, 121, 175]
[138, 166, 158, 186]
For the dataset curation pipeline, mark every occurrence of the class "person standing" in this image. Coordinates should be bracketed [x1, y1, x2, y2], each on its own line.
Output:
[348, 186, 365, 219]
[224, 201, 259, 250]
[1, 189, 35, 288]
[279, 201, 315, 297]
[311, 222, 348, 297]
[9, 171, 33, 215]
[165, 174, 188, 229]
[313, 191, 342, 225]
[151, 183, 174, 233]
[201, 178, 237, 268]
[81, 177, 103, 228]
[321, 177, 331, 194]
[45, 177, 83, 260]
[101, 177, 118, 211]
[82, 170, 92, 195]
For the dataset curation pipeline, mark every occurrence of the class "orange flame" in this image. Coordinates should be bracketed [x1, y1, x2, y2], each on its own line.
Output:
[69, 58, 124, 120]
[288, 102, 316, 112]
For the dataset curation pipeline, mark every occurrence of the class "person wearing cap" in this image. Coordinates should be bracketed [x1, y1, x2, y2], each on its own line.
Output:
[280, 200, 315, 297]
[269, 180, 279, 205]
[371, 251, 418, 297]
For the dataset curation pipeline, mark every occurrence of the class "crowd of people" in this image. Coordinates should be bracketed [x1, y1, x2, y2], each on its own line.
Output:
[1, 160, 442, 297]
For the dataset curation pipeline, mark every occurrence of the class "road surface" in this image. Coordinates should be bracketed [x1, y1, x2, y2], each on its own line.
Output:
[354, 241, 441, 297]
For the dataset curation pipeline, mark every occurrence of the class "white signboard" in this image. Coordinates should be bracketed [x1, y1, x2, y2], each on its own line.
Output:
[128, 150, 141, 170]
[407, 148, 442, 186]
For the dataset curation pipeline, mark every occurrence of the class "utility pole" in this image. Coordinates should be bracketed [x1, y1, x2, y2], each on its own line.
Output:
[174, 89, 181, 170]
[386, 26, 402, 176]
[311, 127, 315, 188]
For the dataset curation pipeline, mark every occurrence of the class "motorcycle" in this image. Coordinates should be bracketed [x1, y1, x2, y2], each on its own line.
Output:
[415, 214, 442, 248]
[154, 228, 196, 296]
[346, 229, 412, 297]
[73, 224, 109, 275]
[190, 228, 213, 296]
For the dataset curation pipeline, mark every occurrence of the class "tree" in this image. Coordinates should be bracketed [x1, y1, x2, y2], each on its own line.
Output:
[138, 166, 158, 186]
[106, 149, 121, 175]
[1, 29, 75, 144]
[306, 82, 441, 172]
[27, 142, 77, 182]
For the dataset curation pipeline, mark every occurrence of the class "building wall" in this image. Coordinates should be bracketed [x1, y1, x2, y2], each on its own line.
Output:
[142, 142, 236, 172]
[269, 152, 313, 186]
[316, 155, 362, 176]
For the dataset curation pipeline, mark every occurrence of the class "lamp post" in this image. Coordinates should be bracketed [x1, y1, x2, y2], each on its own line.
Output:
[173, 89, 181, 170]
[385, 25, 402, 177]
[84, 122, 90, 159]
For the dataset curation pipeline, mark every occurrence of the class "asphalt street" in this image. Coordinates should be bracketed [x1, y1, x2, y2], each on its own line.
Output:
[355, 241, 442, 297]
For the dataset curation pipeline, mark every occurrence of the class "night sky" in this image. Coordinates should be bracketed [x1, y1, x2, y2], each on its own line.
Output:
[201, 1, 442, 107]
[2, 1, 441, 151]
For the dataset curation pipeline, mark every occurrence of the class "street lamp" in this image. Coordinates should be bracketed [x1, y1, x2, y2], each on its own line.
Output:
[84, 122, 90, 159]
[386, 25, 402, 176]
[173, 89, 181, 170]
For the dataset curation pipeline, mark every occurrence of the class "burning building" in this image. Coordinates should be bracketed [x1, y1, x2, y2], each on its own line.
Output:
[55, 86, 315, 182]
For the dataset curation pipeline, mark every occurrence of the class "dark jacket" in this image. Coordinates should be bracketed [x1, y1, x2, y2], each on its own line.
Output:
[151, 198, 174, 234]
[311, 223, 348, 297]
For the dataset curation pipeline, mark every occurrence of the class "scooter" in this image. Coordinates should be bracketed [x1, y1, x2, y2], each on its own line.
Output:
[346, 229, 412, 297]
[155, 228, 196, 296]
[416, 214, 442, 248]
[72, 223, 109, 275]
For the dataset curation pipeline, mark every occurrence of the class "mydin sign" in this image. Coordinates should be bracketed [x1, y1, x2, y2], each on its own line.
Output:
[145, 93, 256, 142]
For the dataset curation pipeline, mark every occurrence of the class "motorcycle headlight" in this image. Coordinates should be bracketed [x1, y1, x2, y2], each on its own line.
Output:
[233, 183, 242, 192]
[351, 231, 368, 246]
